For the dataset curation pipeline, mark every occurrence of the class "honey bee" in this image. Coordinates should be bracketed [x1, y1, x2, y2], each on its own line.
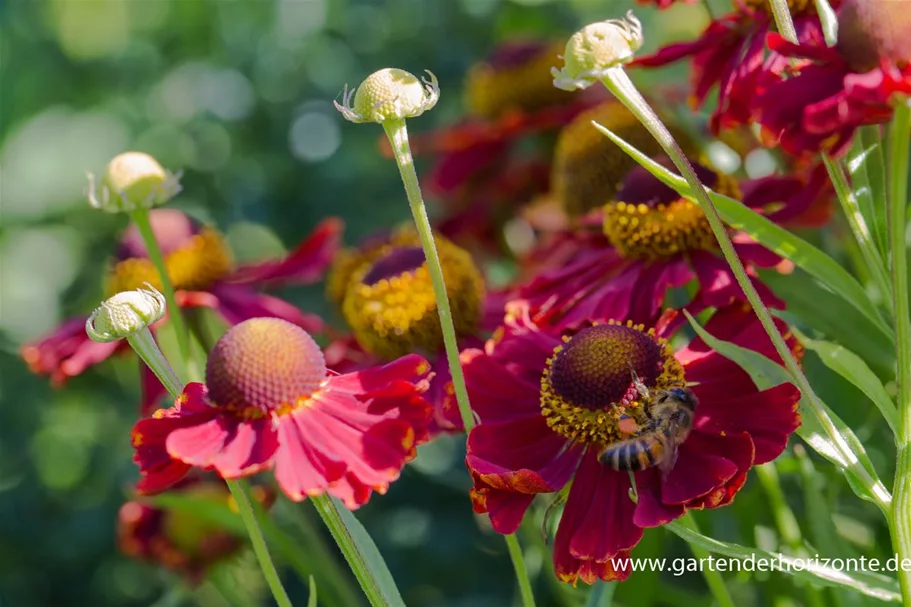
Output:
[598, 385, 698, 474]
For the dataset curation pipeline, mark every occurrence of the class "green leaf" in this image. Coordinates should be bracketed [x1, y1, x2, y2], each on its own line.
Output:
[760, 270, 895, 380]
[332, 498, 407, 607]
[665, 521, 902, 603]
[308, 576, 318, 607]
[591, 121, 890, 336]
[851, 126, 889, 257]
[585, 581, 616, 607]
[793, 327, 898, 436]
[684, 312, 892, 512]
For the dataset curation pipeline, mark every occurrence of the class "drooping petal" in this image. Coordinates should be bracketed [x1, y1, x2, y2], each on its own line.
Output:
[21, 316, 124, 385]
[273, 410, 348, 501]
[461, 348, 542, 423]
[553, 453, 639, 583]
[205, 284, 325, 334]
[226, 217, 343, 286]
[140, 363, 169, 417]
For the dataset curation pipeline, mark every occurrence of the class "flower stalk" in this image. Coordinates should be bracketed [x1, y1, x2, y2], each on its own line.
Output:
[888, 101, 911, 605]
[130, 208, 197, 381]
[382, 112, 537, 607]
[125, 219, 293, 607]
[675, 514, 737, 607]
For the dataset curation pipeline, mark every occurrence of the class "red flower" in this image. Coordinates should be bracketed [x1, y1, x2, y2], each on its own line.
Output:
[118, 478, 273, 581]
[463, 304, 801, 584]
[21, 210, 340, 412]
[753, 0, 911, 157]
[131, 317, 433, 508]
[634, 0, 836, 133]
[512, 156, 829, 328]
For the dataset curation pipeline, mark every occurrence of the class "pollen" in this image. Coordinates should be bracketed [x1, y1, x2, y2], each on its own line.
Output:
[106, 211, 232, 296]
[340, 230, 484, 359]
[602, 157, 740, 260]
[540, 321, 685, 446]
[465, 41, 571, 118]
[205, 318, 327, 418]
[551, 101, 691, 217]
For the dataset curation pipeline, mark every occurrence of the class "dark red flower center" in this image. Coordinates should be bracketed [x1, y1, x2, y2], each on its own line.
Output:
[540, 321, 686, 445]
[205, 318, 327, 417]
[362, 247, 426, 285]
[550, 325, 661, 410]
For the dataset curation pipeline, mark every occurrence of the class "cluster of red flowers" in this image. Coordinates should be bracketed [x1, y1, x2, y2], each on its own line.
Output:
[20, 0, 909, 586]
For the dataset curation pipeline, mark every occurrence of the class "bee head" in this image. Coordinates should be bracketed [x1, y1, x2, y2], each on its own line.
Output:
[663, 387, 698, 411]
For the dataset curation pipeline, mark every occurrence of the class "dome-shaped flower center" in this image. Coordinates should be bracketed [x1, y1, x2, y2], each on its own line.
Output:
[465, 41, 572, 118]
[602, 157, 740, 260]
[552, 101, 691, 217]
[744, 0, 818, 16]
[540, 321, 685, 445]
[205, 317, 327, 418]
[341, 233, 484, 359]
[106, 209, 232, 296]
[836, 0, 911, 73]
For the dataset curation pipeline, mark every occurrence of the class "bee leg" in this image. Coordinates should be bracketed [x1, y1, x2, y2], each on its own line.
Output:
[627, 362, 650, 400]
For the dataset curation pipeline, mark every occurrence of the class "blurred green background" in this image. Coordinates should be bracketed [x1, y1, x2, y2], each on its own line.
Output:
[0, 0, 896, 606]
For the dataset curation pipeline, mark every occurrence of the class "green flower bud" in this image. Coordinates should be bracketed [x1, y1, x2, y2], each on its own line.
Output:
[87, 152, 181, 213]
[335, 68, 439, 124]
[552, 12, 643, 91]
[86, 284, 166, 343]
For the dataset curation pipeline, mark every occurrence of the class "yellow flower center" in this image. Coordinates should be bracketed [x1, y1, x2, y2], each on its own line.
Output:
[106, 227, 232, 296]
[465, 41, 572, 118]
[540, 321, 685, 446]
[205, 318, 327, 419]
[340, 232, 484, 359]
[602, 158, 741, 260]
[551, 101, 691, 217]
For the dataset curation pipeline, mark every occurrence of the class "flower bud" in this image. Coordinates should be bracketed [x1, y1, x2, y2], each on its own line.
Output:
[335, 68, 439, 124]
[552, 12, 643, 91]
[86, 284, 166, 343]
[836, 0, 911, 73]
[87, 152, 181, 213]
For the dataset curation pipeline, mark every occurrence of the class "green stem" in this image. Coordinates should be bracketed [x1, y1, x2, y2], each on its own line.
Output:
[598, 68, 891, 515]
[311, 495, 388, 607]
[127, 328, 183, 397]
[227, 479, 293, 607]
[381, 118, 536, 607]
[823, 154, 893, 310]
[131, 220, 292, 607]
[767, 0, 798, 44]
[130, 209, 198, 381]
[505, 532, 537, 607]
[888, 102, 911, 606]
[381, 119, 475, 433]
[675, 514, 737, 607]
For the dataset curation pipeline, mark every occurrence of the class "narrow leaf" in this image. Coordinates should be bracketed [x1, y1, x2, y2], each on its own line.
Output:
[684, 312, 891, 512]
[592, 122, 890, 335]
[793, 328, 899, 436]
[666, 522, 902, 603]
[760, 270, 895, 379]
[308, 576, 318, 607]
[333, 498, 407, 607]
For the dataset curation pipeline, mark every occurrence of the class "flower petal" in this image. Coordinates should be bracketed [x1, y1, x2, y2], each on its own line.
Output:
[206, 284, 325, 334]
[462, 348, 541, 423]
[273, 410, 348, 501]
[21, 316, 124, 385]
[227, 217, 343, 286]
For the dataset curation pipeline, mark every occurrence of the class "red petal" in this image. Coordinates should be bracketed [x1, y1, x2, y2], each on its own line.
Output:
[273, 411, 347, 501]
[207, 284, 325, 334]
[227, 217, 343, 286]
[462, 348, 541, 423]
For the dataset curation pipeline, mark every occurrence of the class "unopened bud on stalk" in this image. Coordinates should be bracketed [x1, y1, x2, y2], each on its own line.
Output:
[86, 284, 166, 343]
[335, 68, 439, 124]
[87, 152, 181, 213]
[552, 11, 643, 91]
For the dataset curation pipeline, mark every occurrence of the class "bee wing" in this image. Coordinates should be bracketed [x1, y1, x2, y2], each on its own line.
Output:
[658, 442, 679, 476]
